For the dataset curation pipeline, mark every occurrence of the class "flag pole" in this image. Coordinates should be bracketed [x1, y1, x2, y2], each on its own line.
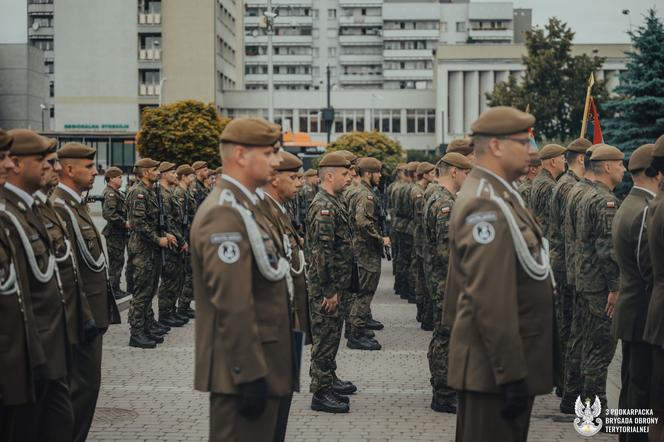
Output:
[580, 73, 595, 139]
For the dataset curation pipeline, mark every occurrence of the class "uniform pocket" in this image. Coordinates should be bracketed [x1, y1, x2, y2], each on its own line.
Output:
[258, 325, 279, 343]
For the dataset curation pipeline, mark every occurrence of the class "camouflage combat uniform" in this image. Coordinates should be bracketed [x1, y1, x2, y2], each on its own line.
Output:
[393, 181, 415, 299]
[156, 185, 185, 318]
[517, 177, 534, 207]
[529, 169, 557, 238]
[101, 185, 128, 294]
[341, 182, 361, 328]
[172, 184, 194, 314]
[124, 181, 138, 294]
[305, 189, 353, 393]
[410, 182, 429, 323]
[386, 179, 403, 281]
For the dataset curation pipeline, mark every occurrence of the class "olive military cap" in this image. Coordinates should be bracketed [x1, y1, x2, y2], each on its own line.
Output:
[590, 144, 625, 161]
[135, 158, 160, 168]
[304, 168, 318, 177]
[567, 137, 593, 153]
[471, 106, 535, 136]
[438, 152, 473, 170]
[318, 152, 351, 168]
[654, 134, 664, 158]
[446, 138, 473, 156]
[220, 117, 281, 147]
[276, 151, 303, 172]
[8, 129, 56, 156]
[105, 166, 123, 179]
[192, 161, 207, 171]
[628, 144, 655, 172]
[529, 154, 543, 167]
[416, 162, 435, 175]
[176, 164, 195, 176]
[357, 157, 382, 173]
[538, 144, 566, 160]
[215, 166, 224, 174]
[406, 161, 420, 173]
[0, 129, 13, 151]
[157, 161, 176, 173]
[335, 150, 358, 165]
[58, 142, 96, 160]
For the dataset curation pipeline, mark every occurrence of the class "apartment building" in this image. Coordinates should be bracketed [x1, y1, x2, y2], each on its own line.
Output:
[26, 0, 55, 128]
[243, 0, 531, 91]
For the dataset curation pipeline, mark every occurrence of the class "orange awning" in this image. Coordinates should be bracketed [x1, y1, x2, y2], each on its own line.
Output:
[282, 132, 327, 148]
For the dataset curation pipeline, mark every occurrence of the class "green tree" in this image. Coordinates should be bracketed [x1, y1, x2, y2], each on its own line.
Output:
[326, 131, 405, 177]
[136, 100, 230, 168]
[487, 18, 608, 141]
[604, 9, 664, 156]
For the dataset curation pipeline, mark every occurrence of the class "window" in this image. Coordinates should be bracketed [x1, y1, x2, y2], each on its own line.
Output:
[406, 109, 435, 133]
[45, 61, 54, 74]
[440, 21, 447, 33]
[456, 21, 465, 33]
[328, 8, 336, 19]
[361, 8, 367, 16]
[49, 81, 54, 97]
[309, 110, 320, 133]
[328, 47, 336, 56]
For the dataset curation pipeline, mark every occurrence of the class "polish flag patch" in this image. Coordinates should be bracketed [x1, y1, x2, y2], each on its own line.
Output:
[607, 201, 616, 208]
[320, 209, 330, 216]
[137, 194, 144, 200]
[441, 206, 450, 214]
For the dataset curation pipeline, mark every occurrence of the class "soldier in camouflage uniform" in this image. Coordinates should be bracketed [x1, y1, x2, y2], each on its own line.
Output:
[346, 157, 388, 351]
[172, 164, 196, 318]
[190, 160, 210, 209]
[126, 158, 178, 348]
[387, 164, 406, 283]
[155, 162, 188, 327]
[574, 144, 624, 411]
[410, 162, 435, 327]
[101, 167, 129, 298]
[393, 162, 419, 301]
[529, 144, 566, 236]
[548, 138, 591, 400]
[516, 146, 541, 206]
[124, 175, 138, 294]
[424, 153, 472, 413]
[305, 152, 356, 413]
[297, 169, 319, 231]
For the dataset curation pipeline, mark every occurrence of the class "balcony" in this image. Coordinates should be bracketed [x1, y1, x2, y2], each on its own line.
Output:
[468, 28, 513, 41]
[383, 49, 432, 60]
[383, 29, 439, 40]
[245, 34, 312, 45]
[139, 48, 162, 60]
[245, 74, 313, 84]
[245, 0, 312, 6]
[28, 26, 54, 37]
[383, 69, 432, 80]
[338, 15, 383, 26]
[339, 0, 382, 6]
[27, 3, 54, 13]
[139, 84, 161, 96]
[338, 34, 382, 46]
[338, 73, 383, 84]
[245, 54, 312, 65]
[138, 12, 161, 24]
[339, 53, 382, 65]
[245, 15, 313, 27]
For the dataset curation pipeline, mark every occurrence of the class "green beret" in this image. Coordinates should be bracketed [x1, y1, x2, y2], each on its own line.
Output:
[318, 152, 350, 168]
[304, 168, 318, 177]
[628, 144, 654, 172]
[566, 138, 592, 153]
[538, 144, 566, 160]
[654, 134, 664, 158]
[446, 138, 473, 156]
[0, 129, 13, 151]
[158, 161, 176, 173]
[357, 157, 382, 173]
[471, 106, 535, 136]
[58, 142, 96, 160]
[276, 151, 302, 172]
[105, 166, 123, 179]
[416, 162, 435, 175]
[176, 164, 195, 176]
[192, 161, 207, 171]
[8, 129, 55, 156]
[220, 117, 281, 147]
[438, 152, 473, 170]
[590, 144, 625, 161]
[135, 158, 160, 168]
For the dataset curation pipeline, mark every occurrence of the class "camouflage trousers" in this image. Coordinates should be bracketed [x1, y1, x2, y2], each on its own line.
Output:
[105, 234, 127, 292]
[178, 252, 193, 312]
[553, 267, 574, 390]
[427, 296, 456, 404]
[309, 293, 344, 393]
[394, 232, 413, 297]
[157, 252, 184, 316]
[127, 245, 161, 335]
[413, 253, 433, 326]
[347, 267, 379, 335]
[125, 247, 136, 294]
[389, 228, 398, 276]
[563, 287, 585, 401]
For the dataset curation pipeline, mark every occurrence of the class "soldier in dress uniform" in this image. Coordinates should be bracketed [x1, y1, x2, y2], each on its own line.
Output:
[612, 144, 661, 442]
[101, 166, 130, 299]
[442, 107, 556, 442]
[173, 164, 196, 318]
[191, 118, 296, 442]
[0, 129, 74, 441]
[529, 144, 566, 235]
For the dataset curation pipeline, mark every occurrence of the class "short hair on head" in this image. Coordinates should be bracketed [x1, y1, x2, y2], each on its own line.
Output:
[436, 162, 450, 176]
[584, 152, 592, 170]
[590, 160, 608, 175]
[318, 166, 334, 180]
[565, 150, 584, 165]
[220, 142, 240, 161]
[471, 136, 490, 154]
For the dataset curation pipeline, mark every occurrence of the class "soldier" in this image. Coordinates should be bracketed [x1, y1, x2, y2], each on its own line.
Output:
[126, 158, 177, 348]
[306, 152, 357, 414]
[387, 163, 406, 285]
[191, 160, 210, 209]
[612, 144, 661, 438]
[345, 157, 389, 351]
[424, 152, 472, 414]
[446, 137, 476, 162]
[548, 137, 591, 399]
[442, 107, 556, 441]
[644, 135, 664, 440]
[393, 161, 419, 302]
[101, 166, 130, 299]
[173, 164, 196, 318]
[0, 129, 74, 441]
[529, 144, 566, 235]
[516, 146, 541, 205]
[296, 168, 319, 233]
[191, 118, 296, 441]
[124, 175, 138, 295]
[575, 144, 625, 410]
[411, 162, 435, 327]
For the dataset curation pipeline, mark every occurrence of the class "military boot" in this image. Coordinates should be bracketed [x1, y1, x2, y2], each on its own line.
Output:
[149, 321, 170, 335]
[366, 318, 384, 330]
[416, 302, 423, 322]
[129, 334, 156, 349]
[311, 389, 349, 413]
[431, 396, 457, 414]
[146, 331, 164, 344]
[363, 329, 375, 339]
[331, 377, 357, 395]
[559, 396, 576, 414]
[178, 306, 195, 319]
[173, 311, 190, 323]
[420, 321, 434, 332]
[159, 314, 186, 327]
[331, 390, 350, 404]
[347, 334, 381, 351]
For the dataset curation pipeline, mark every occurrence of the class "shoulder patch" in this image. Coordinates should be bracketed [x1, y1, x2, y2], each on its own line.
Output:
[606, 201, 616, 209]
[441, 206, 450, 214]
[218, 241, 240, 264]
[108, 192, 115, 197]
[465, 211, 497, 225]
[367, 195, 374, 200]
[320, 209, 331, 216]
[137, 194, 144, 200]
[472, 221, 496, 244]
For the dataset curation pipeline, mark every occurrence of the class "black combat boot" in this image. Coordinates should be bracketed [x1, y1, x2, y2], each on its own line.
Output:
[173, 311, 190, 323]
[331, 377, 357, 395]
[331, 390, 350, 404]
[178, 307, 195, 319]
[559, 396, 576, 414]
[431, 396, 457, 414]
[363, 329, 375, 339]
[347, 334, 381, 351]
[311, 389, 349, 413]
[421, 322, 434, 332]
[129, 334, 157, 349]
[416, 303, 422, 322]
[149, 322, 169, 335]
[159, 314, 186, 327]
[146, 331, 164, 344]
[366, 318, 384, 330]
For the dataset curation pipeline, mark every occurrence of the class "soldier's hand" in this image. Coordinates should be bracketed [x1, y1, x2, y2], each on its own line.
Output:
[501, 379, 529, 420]
[238, 377, 268, 419]
[322, 294, 339, 313]
[158, 237, 170, 248]
[124, 222, 131, 230]
[83, 319, 99, 343]
[605, 291, 618, 318]
[180, 242, 189, 253]
[382, 237, 391, 247]
[166, 233, 177, 245]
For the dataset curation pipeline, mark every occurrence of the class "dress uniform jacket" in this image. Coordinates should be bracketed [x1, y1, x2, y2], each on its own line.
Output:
[191, 178, 295, 397]
[442, 166, 556, 395]
[644, 191, 664, 347]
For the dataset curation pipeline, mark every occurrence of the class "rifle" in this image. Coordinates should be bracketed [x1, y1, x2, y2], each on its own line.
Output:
[154, 181, 168, 266]
[378, 182, 392, 261]
[181, 189, 191, 246]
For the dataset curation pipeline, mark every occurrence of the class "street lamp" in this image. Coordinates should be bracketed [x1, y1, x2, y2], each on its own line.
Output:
[158, 77, 167, 106]
[40, 103, 47, 131]
[622, 9, 632, 31]
[258, 2, 278, 122]
[371, 93, 384, 131]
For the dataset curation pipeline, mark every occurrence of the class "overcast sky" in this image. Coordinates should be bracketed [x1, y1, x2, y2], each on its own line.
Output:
[484, 0, 660, 43]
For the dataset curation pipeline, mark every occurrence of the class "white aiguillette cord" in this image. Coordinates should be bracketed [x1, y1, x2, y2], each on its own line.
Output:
[55, 199, 106, 273]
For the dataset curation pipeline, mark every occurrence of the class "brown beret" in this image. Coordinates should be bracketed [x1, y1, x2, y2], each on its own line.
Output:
[416, 162, 435, 175]
[176, 164, 195, 176]
[628, 144, 654, 172]
[276, 151, 303, 172]
[470, 106, 535, 136]
[192, 161, 207, 170]
[57, 142, 96, 160]
[215, 166, 223, 174]
[304, 168, 318, 177]
[220, 117, 281, 147]
[406, 161, 420, 173]
[335, 150, 358, 165]
[566, 137, 592, 153]
[395, 163, 407, 171]
[654, 134, 664, 158]
[539, 144, 566, 160]
[446, 138, 473, 156]
[135, 158, 160, 168]
[318, 152, 350, 168]
[158, 161, 176, 173]
[357, 157, 382, 173]
[590, 144, 625, 161]
[105, 166, 123, 179]
[529, 153, 543, 167]
[0, 129, 13, 151]
[586, 144, 600, 155]
[8, 129, 55, 156]
[438, 152, 473, 170]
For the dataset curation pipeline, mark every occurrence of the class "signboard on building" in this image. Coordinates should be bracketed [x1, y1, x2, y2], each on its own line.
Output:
[64, 123, 130, 130]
